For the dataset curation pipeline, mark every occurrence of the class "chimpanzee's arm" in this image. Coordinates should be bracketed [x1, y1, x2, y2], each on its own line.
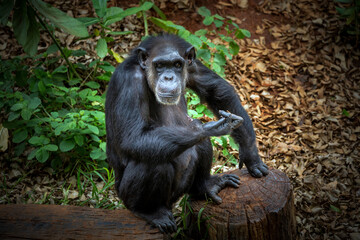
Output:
[188, 60, 268, 177]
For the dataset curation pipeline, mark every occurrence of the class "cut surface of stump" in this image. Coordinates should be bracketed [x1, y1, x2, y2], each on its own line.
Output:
[189, 168, 296, 240]
[0, 204, 165, 240]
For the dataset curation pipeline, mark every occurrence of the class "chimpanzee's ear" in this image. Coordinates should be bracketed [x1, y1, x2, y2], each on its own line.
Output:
[137, 47, 148, 70]
[185, 46, 196, 66]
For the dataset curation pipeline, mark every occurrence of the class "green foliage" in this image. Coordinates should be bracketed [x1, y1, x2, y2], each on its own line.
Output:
[0, 0, 88, 56]
[0, 57, 108, 170]
[335, 0, 360, 43]
[150, 6, 250, 76]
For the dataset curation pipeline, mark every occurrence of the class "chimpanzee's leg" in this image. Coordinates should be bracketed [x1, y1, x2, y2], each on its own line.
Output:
[189, 139, 240, 204]
[118, 161, 177, 234]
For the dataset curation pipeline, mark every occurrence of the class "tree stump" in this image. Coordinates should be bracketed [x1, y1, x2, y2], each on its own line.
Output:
[0, 204, 165, 240]
[188, 168, 296, 240]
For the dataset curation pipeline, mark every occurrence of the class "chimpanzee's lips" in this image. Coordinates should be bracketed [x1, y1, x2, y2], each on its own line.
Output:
[156, 92, 181, 105]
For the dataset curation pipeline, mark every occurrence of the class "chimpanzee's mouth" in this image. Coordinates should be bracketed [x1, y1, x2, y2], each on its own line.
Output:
[156, 93, 181, 105]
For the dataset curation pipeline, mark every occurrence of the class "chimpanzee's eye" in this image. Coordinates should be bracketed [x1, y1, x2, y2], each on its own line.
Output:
[174, 61, 182, 68]
[156, 63, 163, 69]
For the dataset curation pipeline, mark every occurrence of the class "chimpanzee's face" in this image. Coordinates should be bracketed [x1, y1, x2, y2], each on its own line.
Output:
[137, 45, 194, 105]
[148, 48, 187, 105]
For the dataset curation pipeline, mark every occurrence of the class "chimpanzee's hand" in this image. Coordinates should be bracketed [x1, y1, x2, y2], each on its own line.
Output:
[202, 110, 243, 137]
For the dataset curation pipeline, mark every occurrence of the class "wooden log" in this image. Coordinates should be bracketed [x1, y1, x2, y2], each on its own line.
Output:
[0, 204, 165, 240]
[188, 168, 296, 240]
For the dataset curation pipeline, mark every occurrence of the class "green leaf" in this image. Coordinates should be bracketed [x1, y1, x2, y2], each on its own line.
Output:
[29, 135, 50, 145]
[43, 144, 58, 151]
[96, 38, 108, 58]
[85, 81, 101, 89]
[38, 80, 46, 95]
[214, 19, 223, 28]
[92, 0, 107, 18]
[104, 1, 153, 26]
[229, 137, 239, 150]
[194, 29, 207, 36]
[197, 6, 211, 17]
[330, 205, 341, 212]
[77, 17, 100, 27]
[36, 148, 49, 163]
[212, 62, 221, 73]
[240, 29, 251, 38]
[100, 142, 106, 152]
[213, 14, 225, 20]
[196, 104, 206, 113]
[60, 139, 75, 152]
[12, 0, 29, 46]
[13, 129, 28, 143]
[21, 108, 32, 120]
[229, 41, 240, 56]
[28, 97, 41, 109]
[152, 4, 166, 20]
[214, 53, 226, 66]
[108, 31, 134, 35]
[52, 65, 68, 74]
[87, 124, 99, 134]
[29, 0, 89, 37]
[11, 103, 24, 111]
[0, 0, 14, 25]
[90, 148, 102, 159]
[8, 112, 20, 121]
[28, 148, 38, 160]
[197, 49, 211, 62]
[23, 7, 40, 56]
[342, 109, 350, 117]
[74, 135, 84, 146]
[203, 16, 214, 26]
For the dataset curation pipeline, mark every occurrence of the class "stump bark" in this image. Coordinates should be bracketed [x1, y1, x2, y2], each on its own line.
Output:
[0, 204, 165, 240]
[188, 168, 296, 240]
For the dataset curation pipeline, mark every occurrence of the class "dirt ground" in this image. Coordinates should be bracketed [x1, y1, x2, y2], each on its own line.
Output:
[0, 0, 359, 239]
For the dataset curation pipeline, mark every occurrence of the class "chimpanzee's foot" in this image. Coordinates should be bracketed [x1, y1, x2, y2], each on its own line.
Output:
[246, 161, 269, 178]
[135, 207, 177, 234]
[205, 174, 240, 204]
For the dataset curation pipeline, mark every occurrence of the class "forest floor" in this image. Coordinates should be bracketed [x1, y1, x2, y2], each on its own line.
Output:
[1, 0, 359, 239]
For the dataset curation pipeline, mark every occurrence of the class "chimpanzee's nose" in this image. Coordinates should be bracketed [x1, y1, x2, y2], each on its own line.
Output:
[164, 75, 173, 81]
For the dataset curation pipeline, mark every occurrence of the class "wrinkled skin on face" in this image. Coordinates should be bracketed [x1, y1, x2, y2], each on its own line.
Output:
[137, 45, 194, 105]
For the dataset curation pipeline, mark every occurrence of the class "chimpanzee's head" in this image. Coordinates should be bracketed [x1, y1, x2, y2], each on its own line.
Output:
[136, 37, 195, 105]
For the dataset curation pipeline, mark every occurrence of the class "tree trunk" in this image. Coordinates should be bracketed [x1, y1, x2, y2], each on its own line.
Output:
[0, 204, 165, 240]
[188, 168, 296, 240]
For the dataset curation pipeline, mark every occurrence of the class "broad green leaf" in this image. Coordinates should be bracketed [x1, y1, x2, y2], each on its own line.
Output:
[213, 14, 225, 20]
[74, 135, 84, 146]
[0, 0, 14, 25]
[11, 103, 24, 111]
[187, 35, 202, 49]
[203, 16, 214, 26]
[92, 0, 107, 18]
[96, 38, 108, 59]
[52, 65, 68, 74]
[21, 108, 32, 120]
[28, 148, 38, 160]
[90, 148, 101, 160]
[12, 0, 29, 46]
[28, 97, 41, 109]
[229, 41, 240, 56]
[214, 53, 226, 66]
[229, 137, 239, 151]
[85, 81, 101, 89]
[8, 112, 20, 121]
[43, 144, 58, 151]
[60, 139, 75, 152]
[87, 124, 99, 134]
[100, 142, 106, 152]
[196, 104, 206, 113]
[36, 148, 49, 163]
[197, 6, 211, 17]
[38, 80, 46, 95]
[104, 1, 153, 26]
[195, 29, 207, 36]
[29, 0, 89, 37]
[212, 62, 221, 73]
[197, 49, 211, 62]
[103, 7, 123, 21]
[23, 7, 40, 56]
[214, 19, 223, 28]
[29, 135, 50, 145]
[13, 129, 28, 143]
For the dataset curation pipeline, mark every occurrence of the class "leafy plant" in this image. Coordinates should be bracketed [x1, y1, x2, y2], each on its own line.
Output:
[0, 0, 88, 56]
[0, 57, 108, 171]
[335, 0, 360, 44]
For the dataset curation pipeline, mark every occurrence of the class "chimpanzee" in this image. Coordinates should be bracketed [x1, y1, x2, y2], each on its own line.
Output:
[105, 34, 268, 233]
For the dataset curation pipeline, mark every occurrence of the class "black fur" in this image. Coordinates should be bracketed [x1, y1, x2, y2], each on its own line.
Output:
[105, 34, 268, 234]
